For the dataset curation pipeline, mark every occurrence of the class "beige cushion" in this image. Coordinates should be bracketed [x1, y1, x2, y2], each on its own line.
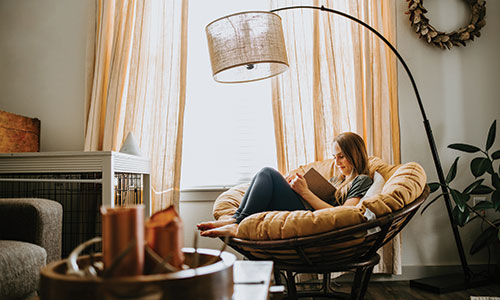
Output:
[360, 161, 427, 217]
[237, 206, 366, 240]
[212, 157, 427, 240]
[212, 183, 249, 220]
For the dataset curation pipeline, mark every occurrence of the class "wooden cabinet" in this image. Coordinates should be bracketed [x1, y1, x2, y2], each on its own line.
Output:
[0, 110, 40, 152]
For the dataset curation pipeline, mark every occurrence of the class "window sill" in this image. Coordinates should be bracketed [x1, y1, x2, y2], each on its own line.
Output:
[180, 185, 232, 203]
[180, 185, 233, 193]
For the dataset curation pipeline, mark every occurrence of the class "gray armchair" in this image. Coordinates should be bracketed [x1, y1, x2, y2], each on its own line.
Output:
[0, 198, 62, 300]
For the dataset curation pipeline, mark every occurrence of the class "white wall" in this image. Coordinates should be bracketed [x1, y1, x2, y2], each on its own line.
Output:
[0, 0, 89, 151]
[179, 189, 243, 260]
[396, 0, 500, 267]
[1, 0, 499, 270]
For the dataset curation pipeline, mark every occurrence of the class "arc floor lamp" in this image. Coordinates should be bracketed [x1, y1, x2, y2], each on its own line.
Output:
[205, 5, 482, 293]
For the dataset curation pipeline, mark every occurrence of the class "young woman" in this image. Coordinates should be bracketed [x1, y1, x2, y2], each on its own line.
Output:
[197, 132, 373, 237]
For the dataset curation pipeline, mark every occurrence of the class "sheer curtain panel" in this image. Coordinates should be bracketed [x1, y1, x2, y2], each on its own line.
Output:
[84, 0, 188, 212]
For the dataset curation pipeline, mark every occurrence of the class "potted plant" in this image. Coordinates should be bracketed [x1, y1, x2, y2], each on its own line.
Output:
[423, 120, 500, 268]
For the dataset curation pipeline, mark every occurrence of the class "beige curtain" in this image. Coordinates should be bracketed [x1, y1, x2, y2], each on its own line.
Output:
[84, 0, 188, 213]
[271, 0, 401, 274]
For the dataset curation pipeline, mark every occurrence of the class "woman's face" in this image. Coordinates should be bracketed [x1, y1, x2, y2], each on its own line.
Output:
[333, 142, 353, 176]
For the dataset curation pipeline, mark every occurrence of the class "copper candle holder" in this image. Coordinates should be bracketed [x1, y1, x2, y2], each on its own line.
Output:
[101, 205, 145, 277]
[145, 206, 184, 269]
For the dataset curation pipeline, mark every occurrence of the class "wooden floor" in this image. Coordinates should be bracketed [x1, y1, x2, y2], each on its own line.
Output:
[330, 281, 500, 300]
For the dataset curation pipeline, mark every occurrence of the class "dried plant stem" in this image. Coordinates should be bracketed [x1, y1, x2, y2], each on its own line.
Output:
[145, 245, 179, 273]
[102, 239, 137, 278]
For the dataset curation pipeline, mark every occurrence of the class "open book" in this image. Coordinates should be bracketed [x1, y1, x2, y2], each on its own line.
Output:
[303, 168, 337, 202]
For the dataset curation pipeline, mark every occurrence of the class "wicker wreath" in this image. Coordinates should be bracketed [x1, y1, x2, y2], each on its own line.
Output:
[406, 0, 486, 50]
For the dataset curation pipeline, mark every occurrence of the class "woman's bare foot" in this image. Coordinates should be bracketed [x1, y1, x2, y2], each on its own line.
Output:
[197, 218, 236, 231]
[200, 223, 238, 238]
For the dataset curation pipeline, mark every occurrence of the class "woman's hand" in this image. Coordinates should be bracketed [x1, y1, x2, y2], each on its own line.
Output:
[290, 173, 334, 210]
[289, 173, 310, 196]
[285, 173, 295, 183]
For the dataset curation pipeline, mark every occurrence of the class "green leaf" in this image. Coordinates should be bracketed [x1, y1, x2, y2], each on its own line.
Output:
[448, 143, 481, 153]
[471, 184, 494, 195]
[473, 200, 494, 210]
[492, 174, 500, 190]
[470, 226, 497, 255]
[492, 190, 500, 211]
[463, 179, 484, 194]
[428, 182, 441, 193]
[492, 150, 500, 160]
[420, 193, 443, 215]
[446, 157, 460, 184]
[470, 157, 492, 177]
[498, 229, 500, 242]
[451, 188, 469, 212]
[486, 120, 496, 151]
[453, 205, 470, 227]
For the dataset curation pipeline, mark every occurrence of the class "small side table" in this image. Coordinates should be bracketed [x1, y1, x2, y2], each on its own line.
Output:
[233, 260, 274, 300]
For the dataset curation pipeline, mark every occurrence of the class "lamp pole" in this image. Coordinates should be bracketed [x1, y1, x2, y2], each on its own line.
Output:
[269, 5, 473, 289]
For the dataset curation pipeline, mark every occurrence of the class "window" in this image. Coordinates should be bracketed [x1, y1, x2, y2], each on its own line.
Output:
[181, 0, 277, 188]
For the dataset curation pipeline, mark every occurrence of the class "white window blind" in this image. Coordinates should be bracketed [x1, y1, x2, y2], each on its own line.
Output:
[181, 0, 277, 189]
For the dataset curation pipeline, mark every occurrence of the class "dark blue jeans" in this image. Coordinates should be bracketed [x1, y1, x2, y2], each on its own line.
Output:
[233, 167, 307, 223]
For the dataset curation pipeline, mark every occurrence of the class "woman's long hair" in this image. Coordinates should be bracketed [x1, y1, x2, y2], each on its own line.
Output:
[332, 132, 370, 204]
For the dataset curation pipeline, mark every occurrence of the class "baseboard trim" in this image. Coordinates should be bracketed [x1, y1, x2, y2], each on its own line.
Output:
[336, 264, 494, 282]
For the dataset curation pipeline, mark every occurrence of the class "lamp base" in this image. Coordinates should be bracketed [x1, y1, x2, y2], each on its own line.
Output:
[409, 273, 492, 294]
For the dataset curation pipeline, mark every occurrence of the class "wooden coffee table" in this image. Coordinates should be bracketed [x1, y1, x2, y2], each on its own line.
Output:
[35, 260, 274, 300]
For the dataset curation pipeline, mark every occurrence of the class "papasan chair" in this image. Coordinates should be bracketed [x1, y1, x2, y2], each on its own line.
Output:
[211, 157, 429, 300]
